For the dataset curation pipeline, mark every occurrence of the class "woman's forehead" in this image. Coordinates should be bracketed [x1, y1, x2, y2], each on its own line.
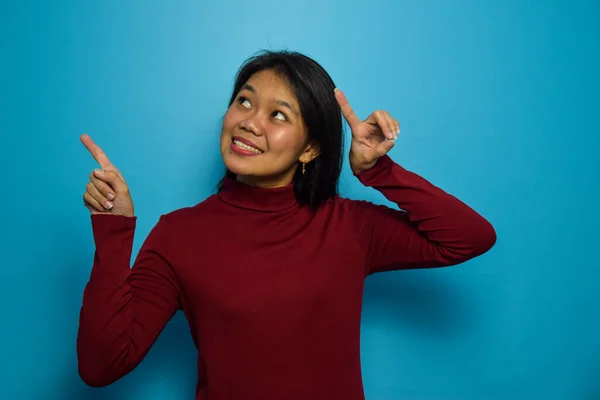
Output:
[245, 70, 295, 96]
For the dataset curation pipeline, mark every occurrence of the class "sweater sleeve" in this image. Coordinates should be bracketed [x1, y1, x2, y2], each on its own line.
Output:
[76, 214, 182, 387]
[347, 155, 496, 275]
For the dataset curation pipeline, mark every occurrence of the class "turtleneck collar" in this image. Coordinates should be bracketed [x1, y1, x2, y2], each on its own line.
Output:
[217, 177, 299, 212]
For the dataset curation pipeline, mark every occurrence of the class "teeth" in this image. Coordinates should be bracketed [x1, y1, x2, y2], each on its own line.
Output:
[234, 140, 263, 154]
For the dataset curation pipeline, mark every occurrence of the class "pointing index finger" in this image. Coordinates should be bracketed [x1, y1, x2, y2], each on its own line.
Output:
[80, 134, 113, 169]
[334, 88, 361, 130]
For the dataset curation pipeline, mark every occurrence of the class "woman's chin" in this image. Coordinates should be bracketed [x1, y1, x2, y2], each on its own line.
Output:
[222, 157, 254, 177]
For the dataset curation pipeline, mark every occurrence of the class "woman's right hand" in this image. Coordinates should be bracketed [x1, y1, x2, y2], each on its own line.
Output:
[81, 134, 135, 217]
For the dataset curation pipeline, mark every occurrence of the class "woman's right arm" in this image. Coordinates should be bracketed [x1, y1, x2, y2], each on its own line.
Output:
[77, 214, 181, 387]
[76, 134, 181, 387]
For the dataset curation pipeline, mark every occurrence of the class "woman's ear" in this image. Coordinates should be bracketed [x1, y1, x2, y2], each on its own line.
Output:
[300, 140, 321, 164]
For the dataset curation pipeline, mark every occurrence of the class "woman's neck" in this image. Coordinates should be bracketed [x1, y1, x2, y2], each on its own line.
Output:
[236, 168, 296, 189]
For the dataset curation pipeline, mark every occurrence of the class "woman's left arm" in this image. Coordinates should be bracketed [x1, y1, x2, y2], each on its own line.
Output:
[346, 154, 496, 274]
[335, 89, 496, 274]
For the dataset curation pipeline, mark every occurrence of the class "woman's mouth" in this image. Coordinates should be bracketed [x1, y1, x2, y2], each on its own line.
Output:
[231, 139, 264, 155]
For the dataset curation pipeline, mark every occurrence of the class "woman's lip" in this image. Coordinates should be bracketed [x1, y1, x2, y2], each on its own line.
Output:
[230, 140, 263, 156]
[232, 136, 262, 151]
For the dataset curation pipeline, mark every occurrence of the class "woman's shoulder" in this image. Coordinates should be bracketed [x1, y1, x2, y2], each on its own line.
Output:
[158, 194, 222, 225]
[328, 193, 378, 209]
[326, 193, 398, 222]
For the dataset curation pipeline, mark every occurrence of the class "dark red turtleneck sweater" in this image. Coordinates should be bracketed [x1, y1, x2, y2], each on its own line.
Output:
[77, 154, 496, 399]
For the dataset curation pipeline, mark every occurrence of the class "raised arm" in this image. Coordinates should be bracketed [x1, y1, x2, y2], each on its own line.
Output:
[334, 90, 496, 274]
[76, 134, 181, 386]
[346, 155, 496, 274]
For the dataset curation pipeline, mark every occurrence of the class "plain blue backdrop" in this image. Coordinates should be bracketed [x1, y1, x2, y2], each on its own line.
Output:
[1, 0, 598, 399]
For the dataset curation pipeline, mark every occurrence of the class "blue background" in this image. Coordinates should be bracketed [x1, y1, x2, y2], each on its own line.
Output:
[1, 0, 598, 399]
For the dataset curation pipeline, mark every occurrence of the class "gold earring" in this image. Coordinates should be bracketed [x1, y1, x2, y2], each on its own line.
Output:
[302, 162, 306, 175]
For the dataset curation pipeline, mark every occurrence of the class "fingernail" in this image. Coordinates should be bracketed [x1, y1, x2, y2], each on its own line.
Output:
[105, 201, 113, 209]
[95, 169, 103, 175]
[389, 130, 395, 138]
[106, 193, 115, 200]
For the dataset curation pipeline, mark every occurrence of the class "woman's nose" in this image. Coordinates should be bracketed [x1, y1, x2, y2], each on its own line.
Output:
[240, 114, 265, 136]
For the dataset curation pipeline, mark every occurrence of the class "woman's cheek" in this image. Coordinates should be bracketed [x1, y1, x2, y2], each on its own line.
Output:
[269, 128, 301, 151]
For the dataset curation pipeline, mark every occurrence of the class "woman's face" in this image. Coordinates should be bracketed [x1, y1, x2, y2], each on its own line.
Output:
[220, 69, 319, 188]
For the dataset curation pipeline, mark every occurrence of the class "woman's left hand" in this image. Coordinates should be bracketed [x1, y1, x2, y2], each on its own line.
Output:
[335, 88, 399, 174]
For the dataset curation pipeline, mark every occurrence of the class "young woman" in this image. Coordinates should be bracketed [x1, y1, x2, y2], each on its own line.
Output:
[77, 50, 496, 399]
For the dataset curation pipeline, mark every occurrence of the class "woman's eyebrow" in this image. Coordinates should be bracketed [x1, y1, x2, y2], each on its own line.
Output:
[241, 84, 299, 116]
[275, 100, 299, 116]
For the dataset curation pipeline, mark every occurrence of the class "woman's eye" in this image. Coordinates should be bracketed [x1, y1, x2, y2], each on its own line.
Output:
[273, 111, 287, 121]
[239, 97, 251, 108]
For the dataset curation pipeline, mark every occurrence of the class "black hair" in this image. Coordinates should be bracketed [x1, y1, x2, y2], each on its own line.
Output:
[218, 49, 344, 208]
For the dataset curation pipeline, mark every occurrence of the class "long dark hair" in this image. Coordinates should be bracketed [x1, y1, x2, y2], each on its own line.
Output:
[218, 50, 344, 208]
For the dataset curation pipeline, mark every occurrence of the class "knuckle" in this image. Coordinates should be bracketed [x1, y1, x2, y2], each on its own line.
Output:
[83, 192, 95, 205]
[96, 181, 108, 194]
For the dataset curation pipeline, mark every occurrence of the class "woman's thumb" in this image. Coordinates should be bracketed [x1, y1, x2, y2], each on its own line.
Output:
[93, 169, 128, 194]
